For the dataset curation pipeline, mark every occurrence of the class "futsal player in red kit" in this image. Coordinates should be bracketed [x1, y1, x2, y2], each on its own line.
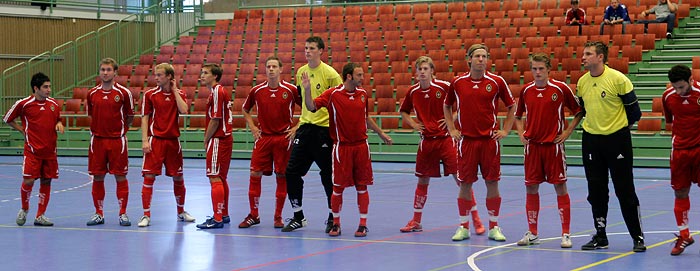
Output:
[197, 63, 233, 229]
[4, 72, 64, 226]
[239, 56, 300, 228]
[137, 63, 196, 227]
[86, 58, 135, 226]
[302, 62, 392, 237]
[443, 44, 516, 242]
[514, 53, 582, 248]
[663, 65, 700, 255]
[398, 56, 485, 235]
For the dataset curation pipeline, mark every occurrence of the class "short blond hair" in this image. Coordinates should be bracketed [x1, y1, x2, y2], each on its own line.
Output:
[414, 56, 435, 71]
[155, 63, 175, 79]
[100, 57, 119, 71]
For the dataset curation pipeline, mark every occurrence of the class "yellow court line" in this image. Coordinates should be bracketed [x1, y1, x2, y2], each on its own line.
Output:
[570, 232, 700, 271]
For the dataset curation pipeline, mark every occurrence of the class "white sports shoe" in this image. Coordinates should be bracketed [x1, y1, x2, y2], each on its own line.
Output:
[177, 211, 196, 222]
[16, 209, 28, 226]
[137, 215, 150, 227]
[517, 231, 540, 246]
[561, 233, 573, 248]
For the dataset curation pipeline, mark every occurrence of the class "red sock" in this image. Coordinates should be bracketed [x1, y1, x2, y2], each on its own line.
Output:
[486, 197, 501, 229]
[142, 176, 155, 217]
[37, 183, 51, 217]
[116, 180, 129, 215]
[248, 175, 262, 217]
[557, 194, 571, 234]
[221, 179, 230, 217]
[458, 198, 473, 228]
[92, 181, 105, 216]
[173, 179, 186, 214]
[412, 183, 428, 222]
[211, 181, 225, 221]
[21, 183, 33, 211]
[526, 193, 540, 235]
[275, 176, 287, 218]
[357, 187, 369, 226]
[331, 186, 344, 225]
[675, 197, 691, 238]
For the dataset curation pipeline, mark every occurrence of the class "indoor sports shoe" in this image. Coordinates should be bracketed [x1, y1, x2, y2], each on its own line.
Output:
[399, 220, 423, 232]
[488, 226, 506, 242]
[451, 226, 470, 241]
[273, 216, 284, 228]
[581, 234, 609, 250]
[119, 214, 131, 226]
[222, 215, 231, 224]
[355, 225, 368, 237]
[328, 224, 341, 237]
[325, 217, 335, 233]
[137, 216, 150, 227]
[516, 231, 540, 246]
[33, 215, 54, 226]
[86, 214, 105, 226]
[671, 234, 695, 256]
[473, 217, 486, 235]
[633, 238, 646, 252]
[281, 218, 308, 232]
[177, 211, 196, 222]
[16, 209, 27, 226]
[196, 217, 224, 229]
[561, 234, 573, 248]
[238, 214, 261, 228]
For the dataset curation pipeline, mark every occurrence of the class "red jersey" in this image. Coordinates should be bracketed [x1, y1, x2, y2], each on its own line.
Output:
[243, 80, 300, 135]
[399, 79, 451, 138]
[313, 85, 369, 144]
[445, 71, 515, 138]
[142, 86, 187, 138]
[206, 84, 233, 138]
[516, 79, 582, 143]
[87, 83, 134, 137]
[663, 81, 700, 149]
[3, 96, 61, 158]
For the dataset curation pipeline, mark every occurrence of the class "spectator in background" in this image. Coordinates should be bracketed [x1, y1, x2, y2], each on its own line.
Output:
[600, 0, 631, 34]
[566, 0, 587, 34]
[637, 0, 678, 39]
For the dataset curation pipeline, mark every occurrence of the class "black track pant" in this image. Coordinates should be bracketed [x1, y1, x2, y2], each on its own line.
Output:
[582, 127, 643, 240]
[285, 124, 333, 219]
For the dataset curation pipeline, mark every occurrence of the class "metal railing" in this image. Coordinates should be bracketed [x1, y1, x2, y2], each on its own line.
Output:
[0, 0, 203, 114]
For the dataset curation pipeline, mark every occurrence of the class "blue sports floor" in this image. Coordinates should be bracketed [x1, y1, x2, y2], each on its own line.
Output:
[1, 156, 699, 271]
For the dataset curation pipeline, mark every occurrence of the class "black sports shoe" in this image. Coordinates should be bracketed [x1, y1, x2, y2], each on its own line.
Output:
[325, 218, 335, 233]
[633, 238, 646, 252]
[196, 217, 224, 229]
[281, 218, 308, 232]
[222, 215, 231, 224]
[581, 234, 609, 250]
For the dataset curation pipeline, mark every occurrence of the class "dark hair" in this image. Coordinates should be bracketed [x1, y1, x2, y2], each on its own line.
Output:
[583, 41, 609, 63]
[668, 65, 692, 84]
[266, 56, 283, 68]
[305, 36, 325, 50]
[30, 72, 50, 93]
[571, 0, 579, 4]
[342, 62, 361, 81]
[203, 63, 222, 82]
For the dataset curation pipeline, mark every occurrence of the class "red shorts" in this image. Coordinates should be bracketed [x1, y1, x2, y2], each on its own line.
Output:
[670, 146, 700, 190]
[142, 137, 183, 177]
[23, 152, 58, 179]
[523, 143, 567, 186]
[89, 136, 129, 176]
[332, 142, 373, 188]
[415, 136, 457, 177]
[457, 138, 501, 183]
[206, 135, 232, 179]
[250, 134, 292, 176]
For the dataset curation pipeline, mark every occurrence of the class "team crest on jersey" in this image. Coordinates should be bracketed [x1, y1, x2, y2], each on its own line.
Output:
[282, 92, 288, 99]
[361, 95, 365, 102]
[50, 105, 55, 111]
[486, 84, 493, 92]
[114, 95, 121, 102]
[435, 91, 442, 99]
[697, 97, 700, 105]
[551, 93, 558, 101]
[600, 91, 606, 98]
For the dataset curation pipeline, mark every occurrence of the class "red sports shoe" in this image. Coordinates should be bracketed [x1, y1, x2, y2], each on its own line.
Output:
[355, 225, 368, 237]
[399, 220, 423, 232]
[273, 216, 284, 228]
[238, 214, 260, 228]
[671, 234, 695, 256]
[328, 224, 341, 237]
[472, 216, 486, 235]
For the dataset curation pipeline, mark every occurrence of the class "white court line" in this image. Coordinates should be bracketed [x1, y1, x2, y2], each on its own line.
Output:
[466, 231, 681, 271]
[0, 166, 93, 203]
